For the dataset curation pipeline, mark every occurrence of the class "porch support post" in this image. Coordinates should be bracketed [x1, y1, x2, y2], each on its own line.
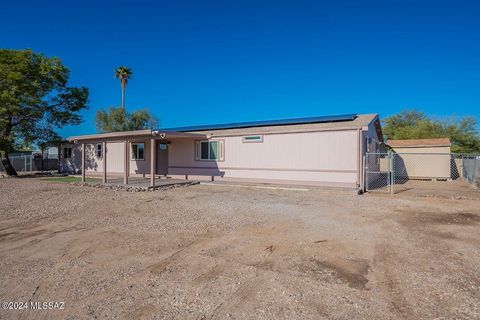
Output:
[150, 138, 156, 187]
[124, 140, 129, 185]
[356, 128, 361, 189]
[57, 145, 61, 173]
[103, 141, 107, 183]
[81, 143, 85, 182]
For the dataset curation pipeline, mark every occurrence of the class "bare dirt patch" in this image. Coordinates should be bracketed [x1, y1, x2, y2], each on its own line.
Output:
[0, 178, 479, 319]
[396, 210, 480, 226]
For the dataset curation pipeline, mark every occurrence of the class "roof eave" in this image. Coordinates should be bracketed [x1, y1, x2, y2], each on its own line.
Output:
[389, 144, 452, 148]
[69, 129, 153, 142]
[68, 130, 207, 143]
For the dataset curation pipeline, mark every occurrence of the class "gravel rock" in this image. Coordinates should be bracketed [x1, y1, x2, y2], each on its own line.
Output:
[0, 177, 479, 319]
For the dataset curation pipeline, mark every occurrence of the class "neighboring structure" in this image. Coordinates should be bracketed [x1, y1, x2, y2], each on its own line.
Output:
[38, 146, 60, 158]
[60, 113, 383, 189]
[7, 150, 34, 157]
[0, 148, 60, 173]
[387, 138, 452, 179]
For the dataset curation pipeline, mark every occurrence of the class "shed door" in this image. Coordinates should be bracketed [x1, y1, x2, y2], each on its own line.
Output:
[156, 142, 169, 175]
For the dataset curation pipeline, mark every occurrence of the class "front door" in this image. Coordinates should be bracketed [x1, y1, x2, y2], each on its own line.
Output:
[156, 142, 169, 175]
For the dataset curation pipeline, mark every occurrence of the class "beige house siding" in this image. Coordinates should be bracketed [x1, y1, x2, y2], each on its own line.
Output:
[60, 140, 153, 176]
[364, 120, 381, 153]
[168, 130, 359, 187]
[60, 143, 82, 173]
[104, 142, 125, 173]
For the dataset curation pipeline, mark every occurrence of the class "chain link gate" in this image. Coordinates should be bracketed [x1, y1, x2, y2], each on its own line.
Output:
[365, 153, 394, 193]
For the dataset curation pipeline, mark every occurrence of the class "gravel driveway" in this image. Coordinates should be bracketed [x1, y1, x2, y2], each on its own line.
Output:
[0, 178, 479, 319]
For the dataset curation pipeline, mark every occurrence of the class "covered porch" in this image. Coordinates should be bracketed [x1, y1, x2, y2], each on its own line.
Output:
[69, 129, 208, 187]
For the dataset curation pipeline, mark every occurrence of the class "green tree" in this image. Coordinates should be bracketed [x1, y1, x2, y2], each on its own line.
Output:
[0, 49, 88, 176]
[114, 66, 133, 118]
[383, 110, 480, 153]
[95, 106, 158, 133]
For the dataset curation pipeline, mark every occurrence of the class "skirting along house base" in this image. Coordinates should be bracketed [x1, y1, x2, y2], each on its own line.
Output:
[60, 113, 383, 189]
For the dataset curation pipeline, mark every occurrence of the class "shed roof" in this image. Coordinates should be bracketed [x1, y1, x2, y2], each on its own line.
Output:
[388, 138, 451, 148]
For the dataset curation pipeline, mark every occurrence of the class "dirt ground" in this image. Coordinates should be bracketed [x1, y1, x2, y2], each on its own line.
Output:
[0, 178, 479, 320]
[392, 179, 480, 200]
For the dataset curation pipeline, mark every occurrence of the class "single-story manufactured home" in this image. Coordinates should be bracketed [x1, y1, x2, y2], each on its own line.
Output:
[61, 113, 383, 189]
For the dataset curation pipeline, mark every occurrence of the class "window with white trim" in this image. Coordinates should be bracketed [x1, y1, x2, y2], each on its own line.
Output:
[63, 147, 72, 159]
[243, 135, 263, 143]
[131, 143, 145, 160]
[195, 140, 224, 161]
[96, 143, 103, 158]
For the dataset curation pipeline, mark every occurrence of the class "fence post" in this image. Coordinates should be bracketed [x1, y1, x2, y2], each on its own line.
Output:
[24, 155, 27, 172]
[362, 155, 367, 192]
[57, 145, 61, 174]
[460, 155, 464, 180]
[386, 154, 390, 192]
[475, 157, 478, 185]
[41, 146, 44, 173]
[389, 154, 394, 195]
[81, 143, 86, 183]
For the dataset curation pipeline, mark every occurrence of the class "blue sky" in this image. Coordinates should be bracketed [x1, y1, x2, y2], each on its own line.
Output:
[2, 0, 479, 137]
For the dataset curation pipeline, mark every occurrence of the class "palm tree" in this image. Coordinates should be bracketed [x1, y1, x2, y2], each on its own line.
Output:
[114, 66, 133, 117]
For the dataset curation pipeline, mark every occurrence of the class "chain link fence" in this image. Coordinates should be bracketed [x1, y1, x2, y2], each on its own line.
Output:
[462, 155, 480, 187]
[0, 154, 59, 173]
[365, 153, 480, 195]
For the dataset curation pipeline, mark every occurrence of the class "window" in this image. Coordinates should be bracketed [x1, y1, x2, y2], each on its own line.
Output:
[96, 143, 103, 158]
[131, 143, 145, 160]
[63, 147, 72, 159]
[201, 141, 217, 160]
[196, 140, 223, 161]
[243, 135, 263, 143]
